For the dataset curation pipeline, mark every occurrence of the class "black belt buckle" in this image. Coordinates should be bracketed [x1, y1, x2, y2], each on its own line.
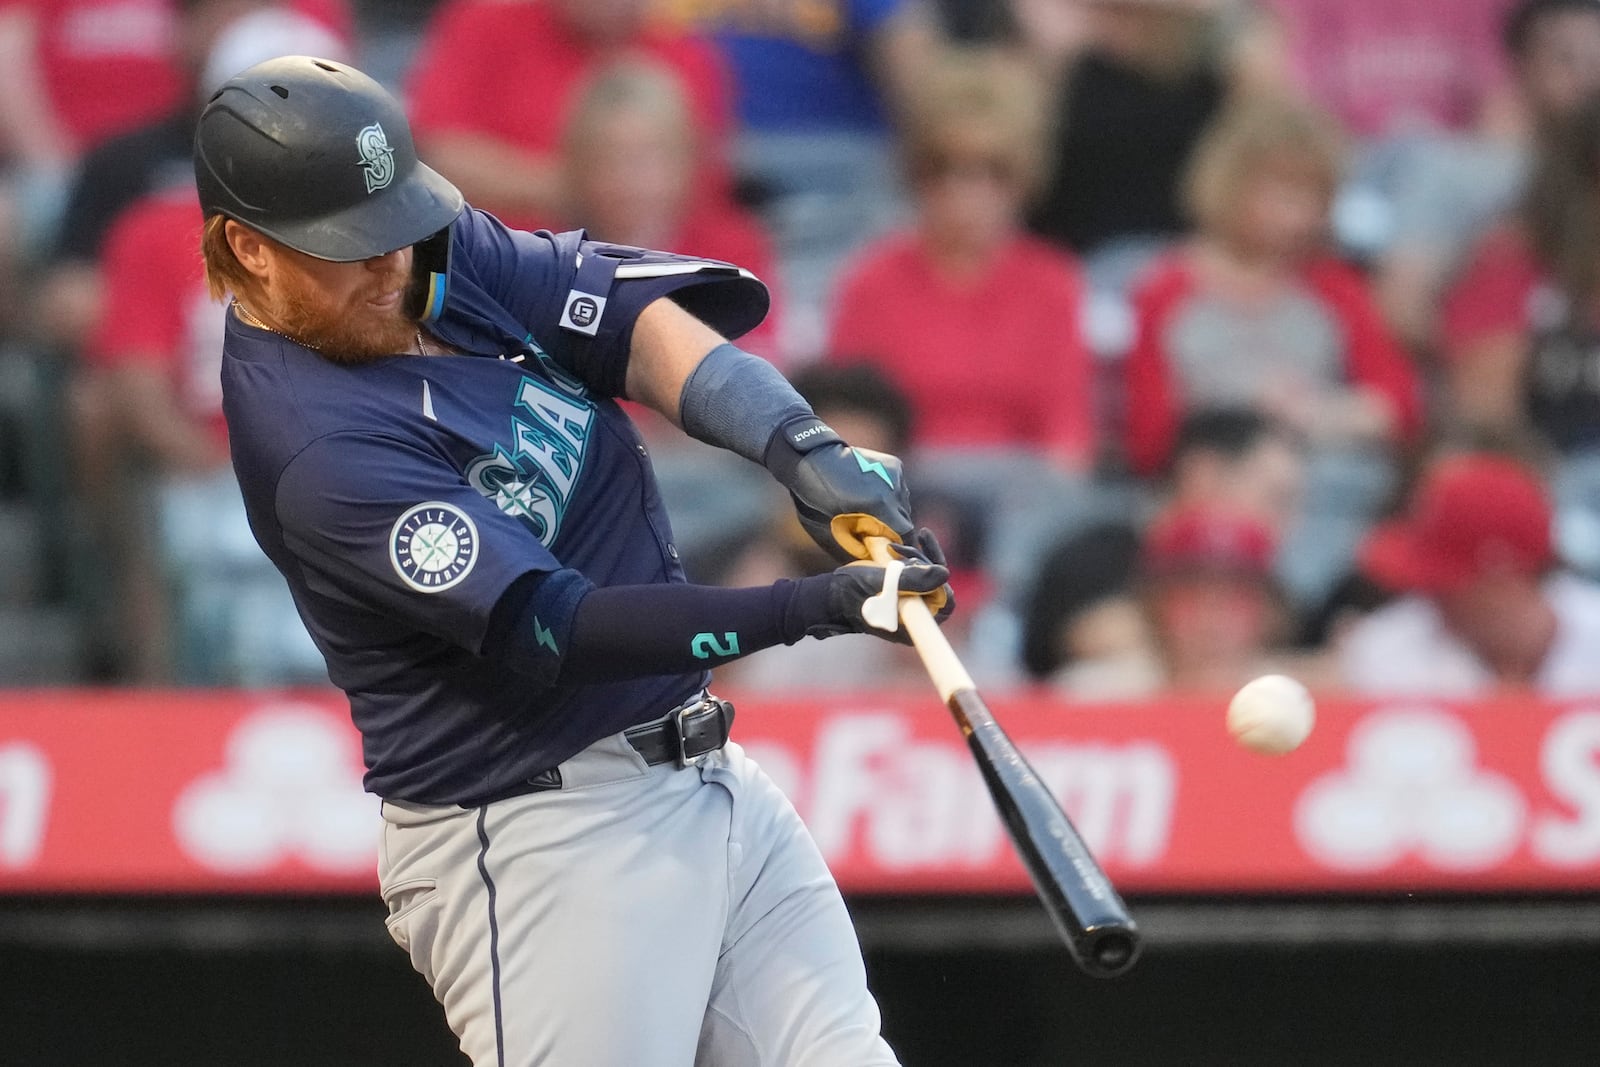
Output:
[673, 696, 734, 768]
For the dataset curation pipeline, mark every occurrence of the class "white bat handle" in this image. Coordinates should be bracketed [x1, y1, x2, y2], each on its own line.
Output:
[864, 536, 974, 702]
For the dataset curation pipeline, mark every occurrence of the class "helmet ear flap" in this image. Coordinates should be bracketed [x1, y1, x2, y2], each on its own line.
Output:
[406, 225, 454, 323]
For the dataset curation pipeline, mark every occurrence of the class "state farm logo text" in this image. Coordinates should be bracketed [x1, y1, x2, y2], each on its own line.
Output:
[744, 714, 1176, 870]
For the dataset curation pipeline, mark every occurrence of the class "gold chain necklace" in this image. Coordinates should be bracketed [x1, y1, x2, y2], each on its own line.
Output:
[233, 300, 431, 356]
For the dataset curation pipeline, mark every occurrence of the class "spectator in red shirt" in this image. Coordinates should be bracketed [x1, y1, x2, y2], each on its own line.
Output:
[87, 191, 224, 474]
[1124, 94, 1422, 608]
[407, 0, 732, 233]
[0, 0, 182, 169]
[829, 46, 1093, 468]
[1022, 499, 1298, 701]
[827, 45, 1096, 634]
[1021, 407, 1313, 699]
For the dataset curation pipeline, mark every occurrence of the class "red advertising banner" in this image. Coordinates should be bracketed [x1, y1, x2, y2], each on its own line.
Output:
[1, 689, 1598, 894]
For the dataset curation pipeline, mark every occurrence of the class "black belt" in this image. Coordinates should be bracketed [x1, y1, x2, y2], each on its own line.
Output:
[499, 694, 736, 799]
[624, 693, 736, 768]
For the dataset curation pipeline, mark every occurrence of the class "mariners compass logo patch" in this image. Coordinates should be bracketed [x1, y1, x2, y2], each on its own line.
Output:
[390, 503, 478, 592]
[357, 122, 395, 193]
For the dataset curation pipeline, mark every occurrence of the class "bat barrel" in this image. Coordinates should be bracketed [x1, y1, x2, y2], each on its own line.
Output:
[958, 693, 1143, 979]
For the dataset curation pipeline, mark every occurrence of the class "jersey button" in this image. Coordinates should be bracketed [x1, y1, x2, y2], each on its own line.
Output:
[636, 443, 648, 456]
[667, 544, 680, 560]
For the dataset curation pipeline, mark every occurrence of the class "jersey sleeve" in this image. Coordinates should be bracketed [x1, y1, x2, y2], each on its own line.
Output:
[274, 431, 578, 655]
[451, 208, 770, 397]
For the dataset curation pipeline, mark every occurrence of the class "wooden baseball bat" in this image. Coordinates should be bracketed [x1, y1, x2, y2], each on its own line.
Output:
[865, 536, 1141, 978]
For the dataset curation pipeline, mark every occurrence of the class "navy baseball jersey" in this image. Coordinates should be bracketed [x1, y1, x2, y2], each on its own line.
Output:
[222, 206, 768, 805]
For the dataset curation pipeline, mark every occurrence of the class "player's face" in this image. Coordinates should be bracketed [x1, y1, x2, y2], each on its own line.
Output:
[259, 242, 420, 362]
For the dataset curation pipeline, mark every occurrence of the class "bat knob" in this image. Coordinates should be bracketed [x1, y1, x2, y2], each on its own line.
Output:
[1086, 930, 1141, 978]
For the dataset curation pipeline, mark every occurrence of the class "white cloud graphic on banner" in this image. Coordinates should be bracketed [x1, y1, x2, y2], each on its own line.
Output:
[173, 705, 378, 874]
[1295, 708, 1525, 872]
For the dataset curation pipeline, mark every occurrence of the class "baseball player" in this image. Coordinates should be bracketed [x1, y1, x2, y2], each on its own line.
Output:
[193, 57, 952, 1066]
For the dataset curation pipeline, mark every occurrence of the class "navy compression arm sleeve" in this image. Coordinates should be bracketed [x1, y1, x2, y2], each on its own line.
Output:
[483, 571, 835, 684]
[678, 343, 813, 464]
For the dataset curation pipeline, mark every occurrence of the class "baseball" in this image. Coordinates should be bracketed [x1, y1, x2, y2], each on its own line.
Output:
[1227, 674, 1315, 756]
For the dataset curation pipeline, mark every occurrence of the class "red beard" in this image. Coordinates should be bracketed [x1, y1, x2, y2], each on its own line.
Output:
[266, 265, 424, 363]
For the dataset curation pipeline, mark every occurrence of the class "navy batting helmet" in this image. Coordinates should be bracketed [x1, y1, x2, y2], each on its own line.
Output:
[194, 56, 462, 262]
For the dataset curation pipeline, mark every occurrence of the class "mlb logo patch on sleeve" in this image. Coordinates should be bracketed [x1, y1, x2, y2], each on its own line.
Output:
[390, 502, 479, 592]
[560, 291, 606, 336]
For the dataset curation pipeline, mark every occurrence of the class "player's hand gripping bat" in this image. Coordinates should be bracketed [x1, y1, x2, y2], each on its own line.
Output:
[861, 529, 1142, 978]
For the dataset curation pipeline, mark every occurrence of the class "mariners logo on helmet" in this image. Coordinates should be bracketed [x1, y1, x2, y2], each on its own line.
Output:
[390, 502, 478, 592]
[357, 122, 396, 194]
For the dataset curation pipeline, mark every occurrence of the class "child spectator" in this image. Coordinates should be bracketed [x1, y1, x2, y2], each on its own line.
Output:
[1124, 95, 1422, 606]
[1022, 407, 1307, 695]
[1020, 523, 1159, 700]
[1024, 499, 1297, 700]
[1139, 502, 1292, 696]
[408, 0, 732, 233]
[1340, 452, 1600, 695]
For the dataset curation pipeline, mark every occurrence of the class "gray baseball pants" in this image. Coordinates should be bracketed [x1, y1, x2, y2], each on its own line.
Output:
[378, 733, 899, 1066]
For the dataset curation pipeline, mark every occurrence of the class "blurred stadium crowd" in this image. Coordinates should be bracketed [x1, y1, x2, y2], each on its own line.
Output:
[3, 0, 1600, 702]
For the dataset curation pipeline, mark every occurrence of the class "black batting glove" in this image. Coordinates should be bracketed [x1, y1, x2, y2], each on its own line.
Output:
[763, 415, 913, 563]
[807, 549, 954, 645]
[896, 527, 949, 570]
